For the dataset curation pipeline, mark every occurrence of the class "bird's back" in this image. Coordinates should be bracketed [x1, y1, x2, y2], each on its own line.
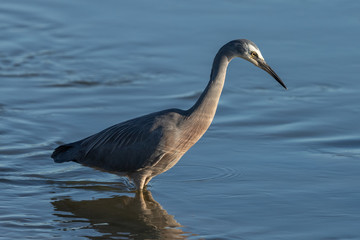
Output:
[52, 108, 188, 174]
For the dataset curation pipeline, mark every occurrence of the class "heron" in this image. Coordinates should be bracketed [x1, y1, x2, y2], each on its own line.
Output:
[52, 39, 287, 190]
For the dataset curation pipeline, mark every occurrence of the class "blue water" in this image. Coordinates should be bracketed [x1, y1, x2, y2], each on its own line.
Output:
[1, 0, 360, 239]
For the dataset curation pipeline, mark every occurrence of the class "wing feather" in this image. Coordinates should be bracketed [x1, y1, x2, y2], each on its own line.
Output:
[76, 113, 163, 172]
[53, 108, 186, 173]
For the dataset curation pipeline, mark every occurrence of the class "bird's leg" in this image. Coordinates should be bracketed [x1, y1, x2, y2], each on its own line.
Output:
[144, 176, 152, 186]
[131, 173, 146, 191]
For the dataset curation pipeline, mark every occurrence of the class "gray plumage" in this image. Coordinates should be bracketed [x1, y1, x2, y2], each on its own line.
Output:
[52, 39, 287, 190]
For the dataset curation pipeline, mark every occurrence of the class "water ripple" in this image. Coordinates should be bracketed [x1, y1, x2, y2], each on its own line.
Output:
[165, 164, 241, 183]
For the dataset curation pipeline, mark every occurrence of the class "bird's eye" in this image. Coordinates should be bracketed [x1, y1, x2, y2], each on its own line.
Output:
[251, 51, 258, 58]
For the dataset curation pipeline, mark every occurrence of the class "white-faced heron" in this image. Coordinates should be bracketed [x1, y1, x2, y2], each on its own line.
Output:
[52, 39, 287, 190]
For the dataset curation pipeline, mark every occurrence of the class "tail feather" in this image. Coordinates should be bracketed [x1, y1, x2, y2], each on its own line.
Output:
[51, 142, 80, 163]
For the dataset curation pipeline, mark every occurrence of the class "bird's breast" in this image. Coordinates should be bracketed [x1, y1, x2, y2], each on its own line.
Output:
[176, 116, 213, 152]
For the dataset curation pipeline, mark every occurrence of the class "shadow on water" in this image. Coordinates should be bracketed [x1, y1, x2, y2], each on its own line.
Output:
[51, 188, 193, 240]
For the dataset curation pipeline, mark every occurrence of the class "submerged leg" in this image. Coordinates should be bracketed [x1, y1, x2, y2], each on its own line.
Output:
[130, 172, 147, 190]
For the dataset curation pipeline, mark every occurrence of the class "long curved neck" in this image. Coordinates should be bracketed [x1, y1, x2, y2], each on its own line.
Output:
[174, 46, 235, 152]
[187, 48, 233, 123]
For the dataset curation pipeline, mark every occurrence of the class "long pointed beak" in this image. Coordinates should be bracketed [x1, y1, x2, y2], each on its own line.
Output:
[258, 60, 287, 89]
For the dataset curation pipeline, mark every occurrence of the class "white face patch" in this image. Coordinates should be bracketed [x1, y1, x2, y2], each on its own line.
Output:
[248, 44, 264, 61]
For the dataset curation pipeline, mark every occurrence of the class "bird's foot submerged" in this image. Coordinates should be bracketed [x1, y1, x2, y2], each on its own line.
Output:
[128, 172, 153, 191]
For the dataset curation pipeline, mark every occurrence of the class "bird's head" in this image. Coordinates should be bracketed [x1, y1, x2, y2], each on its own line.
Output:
[226, 39, 287, 89]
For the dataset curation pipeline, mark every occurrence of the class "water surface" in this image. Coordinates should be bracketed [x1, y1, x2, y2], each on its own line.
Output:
[1, 1, 360, 239]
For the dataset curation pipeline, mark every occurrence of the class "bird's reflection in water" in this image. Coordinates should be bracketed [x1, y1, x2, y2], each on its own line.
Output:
[52, 188, 192, 239]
